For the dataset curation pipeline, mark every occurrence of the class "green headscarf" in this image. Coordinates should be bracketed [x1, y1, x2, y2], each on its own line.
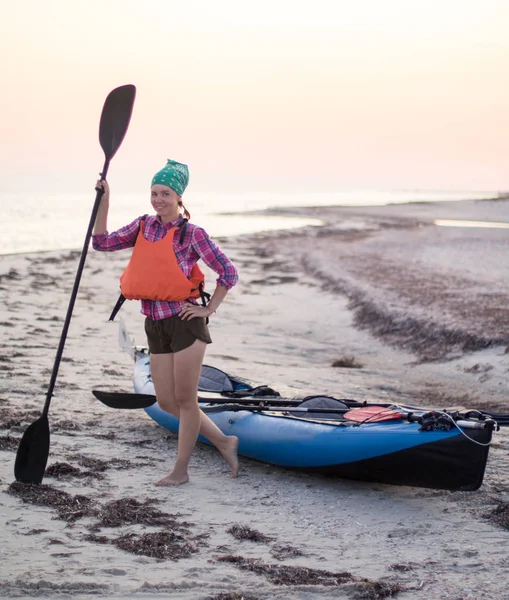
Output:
[151, 159, 189, 196]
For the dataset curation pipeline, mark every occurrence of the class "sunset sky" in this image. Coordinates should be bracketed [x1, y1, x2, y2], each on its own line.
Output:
[1, 0, 508, 195]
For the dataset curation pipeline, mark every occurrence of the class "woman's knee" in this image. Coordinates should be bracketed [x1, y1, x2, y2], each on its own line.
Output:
[157, 395, 178, 415]
[174, 391, 198, 411]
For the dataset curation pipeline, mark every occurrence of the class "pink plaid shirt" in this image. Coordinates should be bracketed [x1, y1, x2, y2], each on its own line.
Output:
[92, 215, 238, 320]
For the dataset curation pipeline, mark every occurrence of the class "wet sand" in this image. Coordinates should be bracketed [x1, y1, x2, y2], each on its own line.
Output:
[0, 197, 508, 599]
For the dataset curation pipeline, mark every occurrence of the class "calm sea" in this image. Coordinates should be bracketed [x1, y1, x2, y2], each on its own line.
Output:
[0, 189, 495, 256]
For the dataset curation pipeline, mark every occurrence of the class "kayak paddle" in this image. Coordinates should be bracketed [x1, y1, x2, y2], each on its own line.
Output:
[14, 84, 136, 484]
[92, 389, 359, 410]
[92, 390, 400, 419]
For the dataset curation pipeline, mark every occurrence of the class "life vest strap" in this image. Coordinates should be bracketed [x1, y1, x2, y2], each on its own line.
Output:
[198, 282, 212, 324]
[109, 285, 211, 323]
[108, 294, 127, 322]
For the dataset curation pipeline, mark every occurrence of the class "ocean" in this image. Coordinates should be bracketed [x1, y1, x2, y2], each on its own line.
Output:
[0, 189, 496, 256]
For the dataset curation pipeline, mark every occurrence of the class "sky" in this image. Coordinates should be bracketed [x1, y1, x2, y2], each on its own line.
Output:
[1, 0, 508, 194]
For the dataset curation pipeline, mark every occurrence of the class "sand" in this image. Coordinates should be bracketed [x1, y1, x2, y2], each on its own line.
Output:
[0, 198, 508, 600]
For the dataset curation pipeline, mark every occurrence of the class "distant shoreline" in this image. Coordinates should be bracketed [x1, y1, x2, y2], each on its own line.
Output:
[1, 194, 506, 258]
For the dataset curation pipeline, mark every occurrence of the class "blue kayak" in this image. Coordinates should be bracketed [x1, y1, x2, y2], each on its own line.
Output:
[133, 351, 496, 491]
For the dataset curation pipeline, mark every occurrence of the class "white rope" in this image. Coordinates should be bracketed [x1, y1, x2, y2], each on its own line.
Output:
[390, 405, 495, 447]
[440, 413, 494, 447]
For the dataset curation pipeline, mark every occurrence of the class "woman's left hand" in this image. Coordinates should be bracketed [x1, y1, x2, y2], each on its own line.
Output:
[179, 303, 212, 321]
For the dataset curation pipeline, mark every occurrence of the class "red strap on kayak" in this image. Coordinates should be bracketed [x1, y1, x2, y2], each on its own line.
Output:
[343, 406, 403, 423]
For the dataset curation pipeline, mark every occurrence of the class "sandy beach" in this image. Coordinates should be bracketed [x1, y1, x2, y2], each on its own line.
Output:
[1, 198, 508, 600]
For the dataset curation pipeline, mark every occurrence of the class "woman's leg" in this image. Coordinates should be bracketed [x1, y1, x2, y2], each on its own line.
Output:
[152, 341, 239, 486]
[150, 343, 202, 485]
[168, 339, 206, 484]
[195, 411, 239, 478]
[150, 352, 177, 414]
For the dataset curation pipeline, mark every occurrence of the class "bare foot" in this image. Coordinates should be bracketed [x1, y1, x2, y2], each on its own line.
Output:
[219, 436, 239, 478]
[154, 472, 190, 486]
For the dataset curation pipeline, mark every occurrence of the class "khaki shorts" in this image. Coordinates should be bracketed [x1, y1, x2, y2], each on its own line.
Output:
[145, 316, 212, 354]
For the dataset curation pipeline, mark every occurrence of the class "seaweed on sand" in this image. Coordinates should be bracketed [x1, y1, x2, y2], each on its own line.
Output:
[45, 461, 108, 480]
[91, 431, 117, 440]
[215, 555, 406, 598]
[7, 482, 96, 522]
[0, 435, 19, 451]
[483, 501, 509, 530]
[227, 524, 273, 543]
[115, 531, 198, 559]
[45, 462, 88, 479]
[44, 456, 136, 480]
[0, 268, 22, 283]
[226, 524, 304, 561]
[0, 408, 41, 430]
[81, 497, 199, 559]
[69, 454, 133, 472]
[331, 356, 363, 368]
[52, 419, 81, 432]
[85, 530, 198, 560]
[91, 497, 185, 528]
[270, 544, 304, 560]
[216, 555, 357, 586]
[354, 581, 406, 600]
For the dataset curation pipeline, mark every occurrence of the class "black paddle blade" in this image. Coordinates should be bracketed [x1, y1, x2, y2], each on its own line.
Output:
[92, 390, 156, 409]
[14, 415, 50, 484]
[99, 84, 136, 160]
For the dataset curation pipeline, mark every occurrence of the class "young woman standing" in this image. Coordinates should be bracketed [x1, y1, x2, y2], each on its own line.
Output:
[93, 159, 239, 486]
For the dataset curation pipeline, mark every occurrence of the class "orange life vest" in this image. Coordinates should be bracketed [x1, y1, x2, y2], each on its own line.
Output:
[120, 220, 205, 302]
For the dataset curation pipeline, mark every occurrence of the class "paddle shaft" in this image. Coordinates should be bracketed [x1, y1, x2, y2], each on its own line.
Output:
[42, 159, 110, 416]
[199, 394, 358, 406]
[202, 403, 407, 416]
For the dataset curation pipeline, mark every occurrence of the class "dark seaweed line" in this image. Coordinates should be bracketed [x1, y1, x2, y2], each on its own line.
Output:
[302, 256, 507, 362]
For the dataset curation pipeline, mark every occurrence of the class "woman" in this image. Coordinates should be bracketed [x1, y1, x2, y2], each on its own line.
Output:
[93, 159, 239, 486]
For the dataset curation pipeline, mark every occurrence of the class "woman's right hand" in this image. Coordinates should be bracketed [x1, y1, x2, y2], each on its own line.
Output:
[93, 179, 110, 235]
[96, 179, 110, 204]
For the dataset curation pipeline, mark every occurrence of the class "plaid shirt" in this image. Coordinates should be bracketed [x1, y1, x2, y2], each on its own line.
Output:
[92, 215, 238, 320]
